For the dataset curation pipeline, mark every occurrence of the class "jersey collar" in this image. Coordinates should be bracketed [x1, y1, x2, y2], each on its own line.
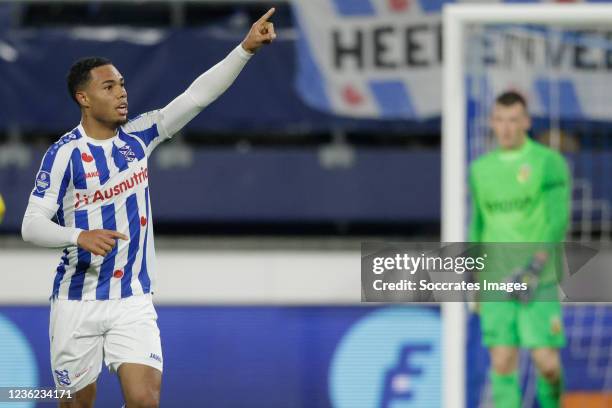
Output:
[78, 123, 119, 146]
[498, 136, 532, 161]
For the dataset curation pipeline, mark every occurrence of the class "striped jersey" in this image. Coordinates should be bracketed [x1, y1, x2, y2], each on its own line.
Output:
[29, 111, 170, 300]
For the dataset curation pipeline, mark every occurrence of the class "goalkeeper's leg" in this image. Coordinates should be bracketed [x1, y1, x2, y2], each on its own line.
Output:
[531, 348, 563, 408]
[519, 301, 566, 408]
[489, 347, 521, 408]
[480, 302, 521, 407]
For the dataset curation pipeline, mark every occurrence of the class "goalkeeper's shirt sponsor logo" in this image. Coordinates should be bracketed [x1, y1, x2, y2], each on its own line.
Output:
[484, 196, 534, 213]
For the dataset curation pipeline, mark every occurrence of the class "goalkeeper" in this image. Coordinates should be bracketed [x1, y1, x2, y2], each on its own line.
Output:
[469, 91, 570, 408]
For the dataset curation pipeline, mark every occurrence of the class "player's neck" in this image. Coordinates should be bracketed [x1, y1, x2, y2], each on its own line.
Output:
[81, 115, 118, 140]
[501, 135, 529, 152]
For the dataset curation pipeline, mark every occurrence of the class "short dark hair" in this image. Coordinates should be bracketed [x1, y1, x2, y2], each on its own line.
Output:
[495, 90, 528, 110]
[66, 57, 112, 105]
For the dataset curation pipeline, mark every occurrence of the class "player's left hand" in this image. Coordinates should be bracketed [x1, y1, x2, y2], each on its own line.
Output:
[241, 7, 277, 54]
[506, 252, 548, 302]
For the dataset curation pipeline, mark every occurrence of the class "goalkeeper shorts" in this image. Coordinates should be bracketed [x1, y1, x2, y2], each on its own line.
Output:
[480, 300, 566, 348]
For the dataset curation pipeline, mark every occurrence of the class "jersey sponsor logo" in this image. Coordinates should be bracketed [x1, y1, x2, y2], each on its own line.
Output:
[517, 164, 531, 183]
[74, 192, 89, 208]
[86, 171, 99, 180]
[54, 369, 71, 386]
[35, 170, 51, 194]
[119, 144, 136, 162]
[484, 196, 534, 213]
[81, 152, 94, 163]
[73, 167, 148, 209]
[113, 269, 124, 278]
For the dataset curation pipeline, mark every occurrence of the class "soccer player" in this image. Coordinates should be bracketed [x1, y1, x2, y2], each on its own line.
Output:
[469, 91, 570, 408]
[21, 9, 276, 408]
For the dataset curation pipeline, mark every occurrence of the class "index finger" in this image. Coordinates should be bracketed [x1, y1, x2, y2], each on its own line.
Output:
[105, 230, 129, 241]
[257, 7, 275, 24]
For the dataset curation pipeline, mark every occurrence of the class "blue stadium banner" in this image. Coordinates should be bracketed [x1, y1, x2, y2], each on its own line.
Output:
[0, 306, 441, 408]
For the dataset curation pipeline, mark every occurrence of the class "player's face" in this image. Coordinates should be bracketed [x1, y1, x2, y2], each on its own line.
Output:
[490, 103, 531, 150]
[79, 64, 128, 127]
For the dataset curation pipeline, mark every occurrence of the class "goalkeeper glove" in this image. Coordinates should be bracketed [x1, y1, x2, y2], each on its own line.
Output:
[506, 254, 547, 302]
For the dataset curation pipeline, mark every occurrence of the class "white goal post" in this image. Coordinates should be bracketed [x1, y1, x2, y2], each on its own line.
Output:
[441, 4, 612, 408]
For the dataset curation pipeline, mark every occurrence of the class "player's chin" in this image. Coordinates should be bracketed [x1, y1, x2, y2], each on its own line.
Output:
[116, 114, 129, 126]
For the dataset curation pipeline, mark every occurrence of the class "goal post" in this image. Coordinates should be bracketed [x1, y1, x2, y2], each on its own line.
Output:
[441, 4, 612, 408]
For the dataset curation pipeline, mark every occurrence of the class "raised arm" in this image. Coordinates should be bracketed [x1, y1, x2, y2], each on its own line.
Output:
[124, 8, 277, 154]
[161, 8, 276, 136]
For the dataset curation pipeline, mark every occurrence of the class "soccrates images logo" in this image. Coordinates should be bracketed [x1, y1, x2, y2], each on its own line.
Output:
[329, 307, 441, 408]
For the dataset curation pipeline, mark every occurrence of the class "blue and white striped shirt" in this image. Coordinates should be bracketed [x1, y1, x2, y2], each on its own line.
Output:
[30, 111, 169, 300]
[24, 43, 253, 301]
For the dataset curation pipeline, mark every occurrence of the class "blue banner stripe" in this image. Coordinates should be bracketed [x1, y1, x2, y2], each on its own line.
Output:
[68, 210, 91, 300]
[418, 0, 454, 13]
[535, 79, 583, 118]
[138, 187, 151, 294]
[292, 7, 332, 112]
[55, 161, 72, 226]
[119, 129, 146, 161]
[121, 193, 141, 298]
[369, 80, 416, 118]
[70, 148, 88, 189]
[51, 249, 69, 299]
[88, 143, 110, 184]
[332, 0, 375, 16]
[112, 143, 129, 172]
[130, 124, 159, 147]
[96, 204, 118, 300]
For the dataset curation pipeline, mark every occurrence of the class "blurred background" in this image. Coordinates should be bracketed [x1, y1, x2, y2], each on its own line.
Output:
[0, 0, 610, 407]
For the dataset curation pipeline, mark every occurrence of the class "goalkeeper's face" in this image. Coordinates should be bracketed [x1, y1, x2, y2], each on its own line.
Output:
[490, 103, 531, 150]
[80, 64, 129, 127]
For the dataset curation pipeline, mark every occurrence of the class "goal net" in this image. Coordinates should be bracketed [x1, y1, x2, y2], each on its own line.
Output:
[442, 4, 612, 408]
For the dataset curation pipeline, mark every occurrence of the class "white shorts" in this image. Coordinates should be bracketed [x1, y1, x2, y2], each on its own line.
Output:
[49, 293, 163, 392]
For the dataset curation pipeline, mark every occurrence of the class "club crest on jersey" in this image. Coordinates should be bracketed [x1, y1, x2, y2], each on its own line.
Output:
[118, 145, 136, 162]
[517, 164, 531, 183]
[35, 170, 51, 193]
[54, 369, 71, 386]
[550, 316, 562, 335]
